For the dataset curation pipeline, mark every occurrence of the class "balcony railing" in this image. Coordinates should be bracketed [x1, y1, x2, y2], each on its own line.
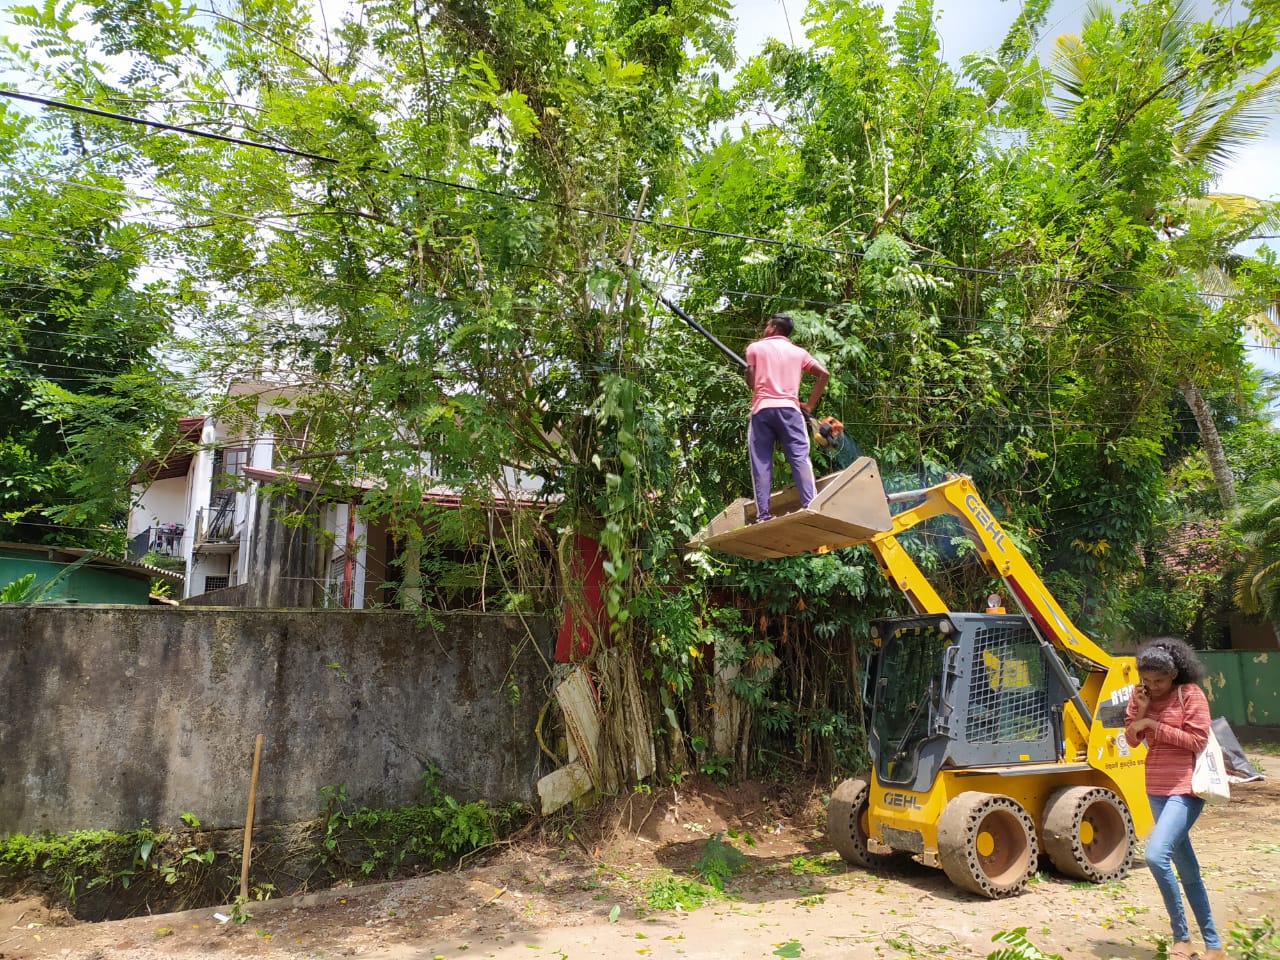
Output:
[194, 491, 237, 546]
[127, 525, 187, 568]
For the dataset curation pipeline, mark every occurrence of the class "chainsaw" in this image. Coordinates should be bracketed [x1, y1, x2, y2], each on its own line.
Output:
[810, 414, 844, 451]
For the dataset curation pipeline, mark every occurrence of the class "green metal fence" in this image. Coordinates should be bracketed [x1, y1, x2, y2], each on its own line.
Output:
[0, 550, 151, 605]
[1201, 651, 1280, 728]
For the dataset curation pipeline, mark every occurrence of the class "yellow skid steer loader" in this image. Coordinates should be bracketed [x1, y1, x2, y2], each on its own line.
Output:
[691, 458, 1150, 898]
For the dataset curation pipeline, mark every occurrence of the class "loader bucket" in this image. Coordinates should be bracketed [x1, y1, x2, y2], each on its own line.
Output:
[689, 457, 892, 559]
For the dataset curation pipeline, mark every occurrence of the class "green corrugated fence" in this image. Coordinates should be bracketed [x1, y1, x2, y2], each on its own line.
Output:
[1201, 651, 1280, 728]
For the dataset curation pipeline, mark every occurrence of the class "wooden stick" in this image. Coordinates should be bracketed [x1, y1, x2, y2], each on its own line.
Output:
[481, 886, 507, 906]
[239, 733, 264, 901]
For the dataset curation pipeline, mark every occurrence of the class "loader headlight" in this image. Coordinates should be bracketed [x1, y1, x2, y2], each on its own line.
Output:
[937, 619, 953, 635]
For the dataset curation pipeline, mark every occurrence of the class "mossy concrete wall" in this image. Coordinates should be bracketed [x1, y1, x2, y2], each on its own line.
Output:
[0, 606, 553, 836]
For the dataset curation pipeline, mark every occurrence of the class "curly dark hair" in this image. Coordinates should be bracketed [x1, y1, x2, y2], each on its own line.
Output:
[1135, 636, 1206, 685]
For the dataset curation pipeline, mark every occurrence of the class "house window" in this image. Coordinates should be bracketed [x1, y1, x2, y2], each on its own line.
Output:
[204, 575, 230, 592]
[271, 414, 313, 467]
[214, 447, 249, 491]
[224, 447, 250, 477]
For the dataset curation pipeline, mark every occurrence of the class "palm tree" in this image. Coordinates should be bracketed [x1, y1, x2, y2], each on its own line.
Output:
[1050, 0, 1280, 178]
[1166, 194, 1280, 511]
[1232, 475, 1280, 639]
[1050, 0, 1280, 510]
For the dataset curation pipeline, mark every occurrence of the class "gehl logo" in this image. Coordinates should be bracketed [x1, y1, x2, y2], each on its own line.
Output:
[882, 791, 922, 810]
[963, 493, 1007, 553]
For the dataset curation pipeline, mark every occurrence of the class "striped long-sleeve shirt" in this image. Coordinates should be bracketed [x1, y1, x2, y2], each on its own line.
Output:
[1125, 682, 1210, 796]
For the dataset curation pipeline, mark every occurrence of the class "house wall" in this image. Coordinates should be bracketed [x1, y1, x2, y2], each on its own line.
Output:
[128, 477, 187, 539]
[236, 485, 258, 587]
[244, 490, 326, 608]
[0, 606, 554, 836]
[322, 503, 368, 608]
[189, 552, 235, 595]
[181, 420, 219, 599]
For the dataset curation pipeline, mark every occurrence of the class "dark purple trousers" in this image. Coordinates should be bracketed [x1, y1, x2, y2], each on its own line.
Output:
[748, 406, 816, 521]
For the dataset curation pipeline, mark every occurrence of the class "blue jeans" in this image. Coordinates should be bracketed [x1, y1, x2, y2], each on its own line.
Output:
[748, 407, 815, 520]
[1145, 794, 1220, 950]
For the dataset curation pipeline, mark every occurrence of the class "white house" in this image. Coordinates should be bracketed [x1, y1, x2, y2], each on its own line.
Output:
[128, 381, 549, 608]
[127, 382, 357, 603]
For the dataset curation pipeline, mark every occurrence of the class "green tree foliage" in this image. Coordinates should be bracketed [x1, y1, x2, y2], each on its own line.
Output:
[1232, 475, 1280, 627]
[1048, 0, 1280, 512]
[0, 104, 185, 547]
[3, 0, 1278, 776]
[669, 0, 1280, 630]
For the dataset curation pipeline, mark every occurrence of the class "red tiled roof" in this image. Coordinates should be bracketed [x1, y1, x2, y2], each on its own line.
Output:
[1148, 520, 1227, 576]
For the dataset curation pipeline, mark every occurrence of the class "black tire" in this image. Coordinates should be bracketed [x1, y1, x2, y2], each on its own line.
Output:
[827, 777, 899, 869]
[1042, 786, 1135, 883]
[937, 791, 1038, 898]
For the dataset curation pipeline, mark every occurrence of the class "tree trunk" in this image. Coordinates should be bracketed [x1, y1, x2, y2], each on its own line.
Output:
[1178, 377, 1236, 511]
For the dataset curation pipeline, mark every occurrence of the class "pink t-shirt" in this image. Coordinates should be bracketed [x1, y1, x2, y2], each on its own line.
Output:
[745, 336, 821, 416]
[1124, 682, 1210, 796]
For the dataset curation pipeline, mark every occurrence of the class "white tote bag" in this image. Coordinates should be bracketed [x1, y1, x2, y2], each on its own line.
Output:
[1191, 729, 1231, 805]
[1180, 687, 1231, 805]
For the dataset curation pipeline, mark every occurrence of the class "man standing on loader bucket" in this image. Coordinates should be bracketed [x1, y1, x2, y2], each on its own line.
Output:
[745, 313, 829, 523]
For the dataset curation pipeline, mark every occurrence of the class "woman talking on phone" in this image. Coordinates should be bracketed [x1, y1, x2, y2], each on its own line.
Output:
[1125, 637, 1223, 960]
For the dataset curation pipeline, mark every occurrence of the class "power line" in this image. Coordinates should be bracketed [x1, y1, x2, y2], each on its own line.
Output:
[3, 234, 1277, 358]
[0, 164, 409, 267]
[3, 154, 1278, 348]
[0, 344, 1245, 401]
[5, 87, 1279, 308]
[4, 319, 1275, 410]
[2, 359, 1253, 430]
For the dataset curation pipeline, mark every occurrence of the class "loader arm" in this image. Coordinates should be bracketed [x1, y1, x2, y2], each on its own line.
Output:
[862, 473, 1108, 747]
[690, 460, 1112, 745]
[869, 474, 1112, 671]
[690, 459, 1112, 670]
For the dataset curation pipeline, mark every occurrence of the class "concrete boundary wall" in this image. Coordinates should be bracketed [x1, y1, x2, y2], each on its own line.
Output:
[0, 606, 554, 836]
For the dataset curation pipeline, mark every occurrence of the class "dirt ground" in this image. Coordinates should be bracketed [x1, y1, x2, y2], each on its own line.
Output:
[3, 767, 1277, 960]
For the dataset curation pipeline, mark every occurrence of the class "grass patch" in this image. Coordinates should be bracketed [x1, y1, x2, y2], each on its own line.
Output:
[0, 819, 232, 915]
[317, 768, 515, 880]
[1, 769, 520, 921]
[642, 871, 718, 911]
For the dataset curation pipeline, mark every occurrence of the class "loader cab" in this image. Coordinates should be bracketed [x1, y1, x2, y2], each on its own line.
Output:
[869, 613, 1075, 792]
